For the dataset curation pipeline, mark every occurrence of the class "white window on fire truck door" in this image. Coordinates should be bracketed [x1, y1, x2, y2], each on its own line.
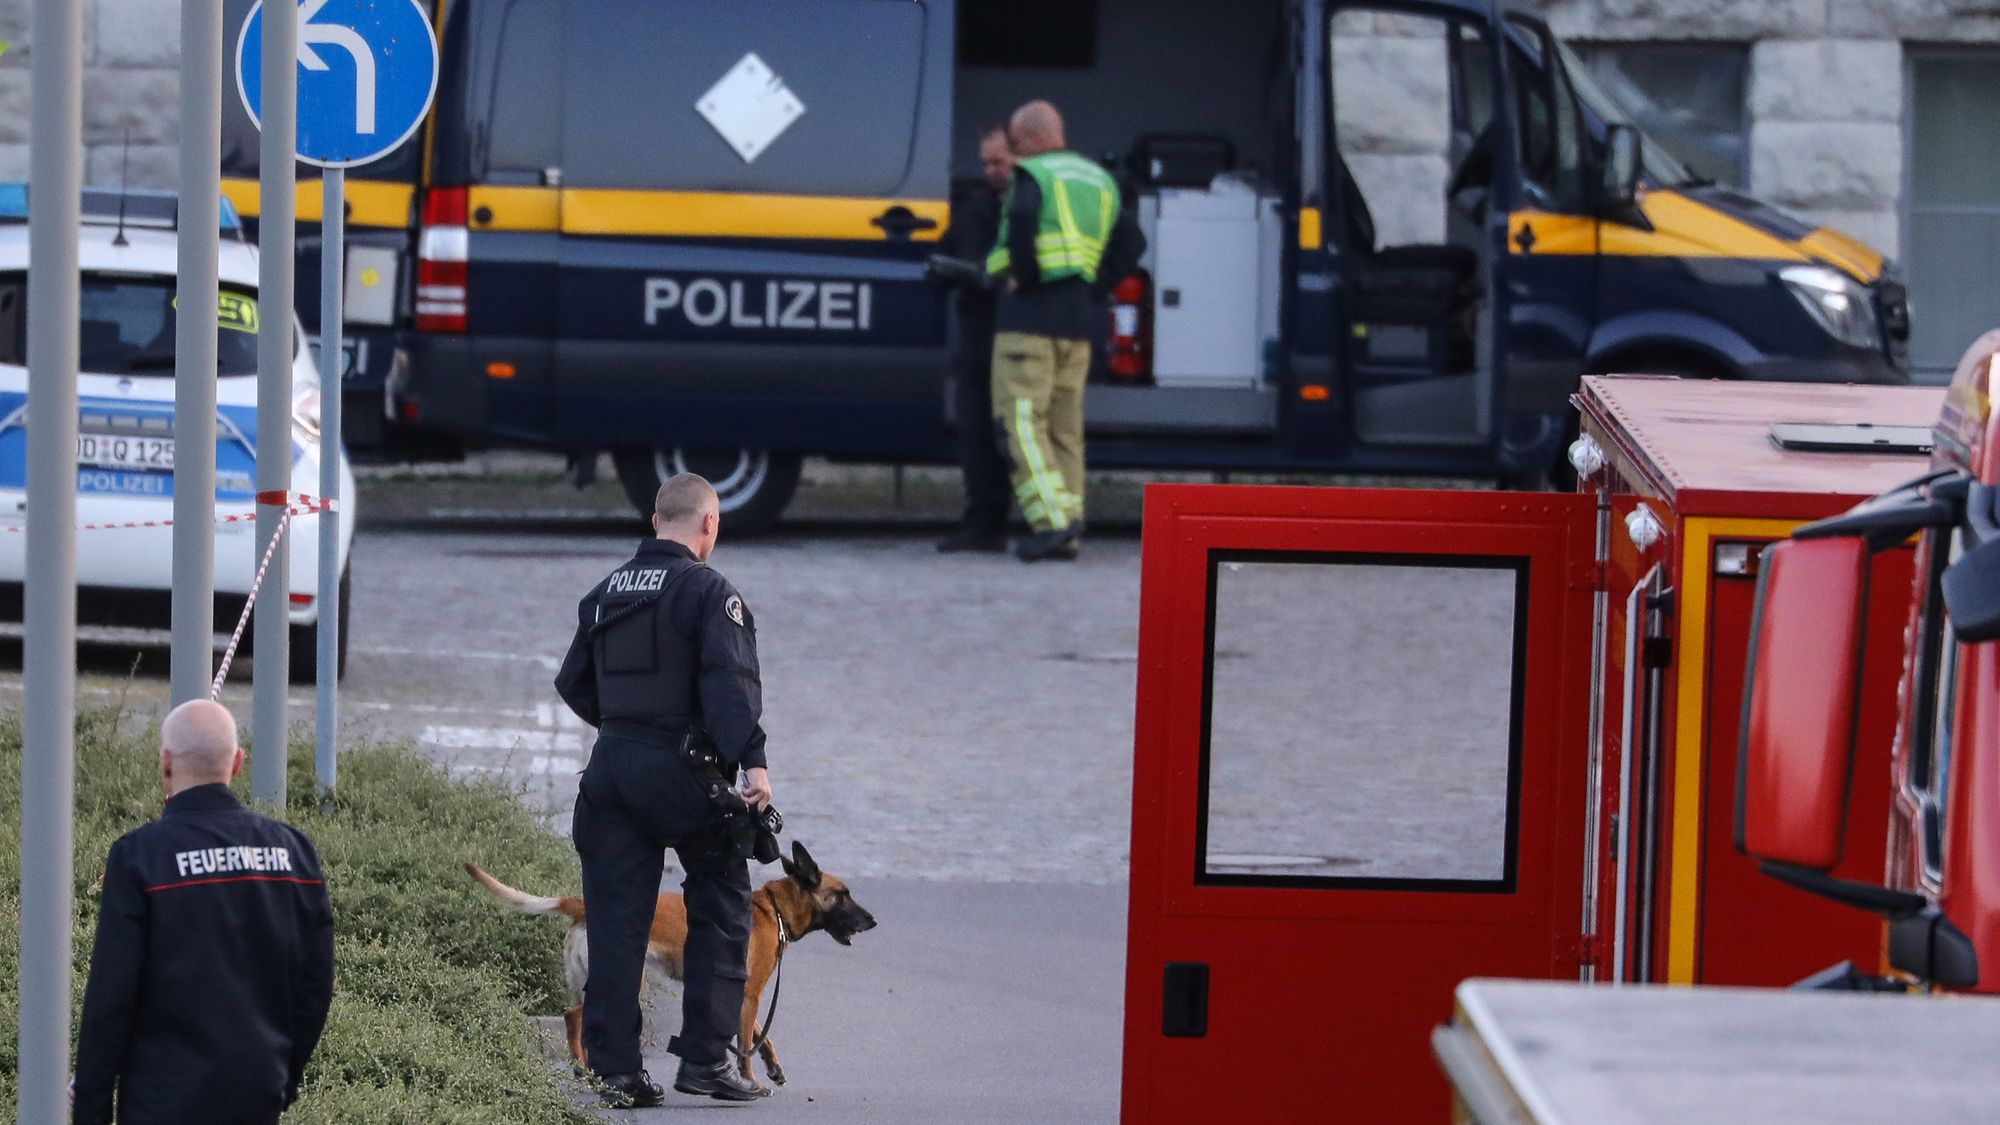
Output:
[1201, 557, 1524, 886]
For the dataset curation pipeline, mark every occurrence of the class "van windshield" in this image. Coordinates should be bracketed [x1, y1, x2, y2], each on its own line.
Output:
[0, 273, 262, 376]
[1556, 40, 1703, 188]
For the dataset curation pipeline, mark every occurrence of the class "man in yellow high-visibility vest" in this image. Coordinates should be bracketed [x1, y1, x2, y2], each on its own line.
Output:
[988, 100, 1145, 562]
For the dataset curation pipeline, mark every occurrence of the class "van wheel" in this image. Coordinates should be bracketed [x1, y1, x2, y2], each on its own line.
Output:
[613, 448, 802, 537]
[287, 565, 350, 684]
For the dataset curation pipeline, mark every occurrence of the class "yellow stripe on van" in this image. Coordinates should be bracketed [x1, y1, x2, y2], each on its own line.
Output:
[1506, 210, 1599, 255]
[221, 176, 415, 229]
[1795, 226, 1884, 284]
[468, 185, 561, 232]
[558, 188, 947, 242]
[1511, 195, 1809, 263]
[1508, 192, 1884, 282]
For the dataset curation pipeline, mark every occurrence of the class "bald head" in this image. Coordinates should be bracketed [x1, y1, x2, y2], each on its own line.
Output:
[653, 473, 723, 559]
[160, 700, 241, 789]
[1008, 100, 1065, 157]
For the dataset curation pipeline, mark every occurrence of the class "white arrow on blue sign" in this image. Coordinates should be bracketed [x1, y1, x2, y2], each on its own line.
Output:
[236, 0, 439, 168]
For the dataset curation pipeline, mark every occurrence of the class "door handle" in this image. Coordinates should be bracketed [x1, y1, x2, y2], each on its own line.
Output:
[871, 204, 938, 241]
[1162, 962, 1209, 1038]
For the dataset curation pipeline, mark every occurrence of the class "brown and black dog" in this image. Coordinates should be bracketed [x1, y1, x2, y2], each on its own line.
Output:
[466, 841, 875, 1091]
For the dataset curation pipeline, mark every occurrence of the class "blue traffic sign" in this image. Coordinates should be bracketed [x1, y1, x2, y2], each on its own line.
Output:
[236, 0, 438, 169]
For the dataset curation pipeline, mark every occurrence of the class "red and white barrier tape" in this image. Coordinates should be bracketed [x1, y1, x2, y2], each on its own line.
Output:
[210, 495, 319, 699]
[4, 490, 337, 533]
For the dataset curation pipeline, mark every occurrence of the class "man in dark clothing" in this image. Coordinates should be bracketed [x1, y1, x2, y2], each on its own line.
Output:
[73, 699, 335, 1125]
[935, 124, 1017, 554]
[555, 472, 772, 1107]
[988, 99, 1147, 562]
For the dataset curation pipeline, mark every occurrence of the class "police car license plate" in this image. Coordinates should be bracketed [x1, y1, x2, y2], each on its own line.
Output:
[77, 434, 175, 472]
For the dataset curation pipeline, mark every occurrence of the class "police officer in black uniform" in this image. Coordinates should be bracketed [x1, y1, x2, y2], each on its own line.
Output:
[73, 699, 335, 1125]
[934, 123, 1017, 554]
[556, 472, 772, 1106]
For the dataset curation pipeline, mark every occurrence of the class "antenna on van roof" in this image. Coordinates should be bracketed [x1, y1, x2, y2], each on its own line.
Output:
[111, 130, 131, 247]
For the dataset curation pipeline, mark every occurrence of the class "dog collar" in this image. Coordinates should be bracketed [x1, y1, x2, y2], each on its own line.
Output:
[775, 910, 791, 952]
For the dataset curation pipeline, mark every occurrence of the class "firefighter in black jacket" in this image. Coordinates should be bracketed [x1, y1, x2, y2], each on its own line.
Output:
[555, 472, 772, 1107]
[73, 700, 335, 1125]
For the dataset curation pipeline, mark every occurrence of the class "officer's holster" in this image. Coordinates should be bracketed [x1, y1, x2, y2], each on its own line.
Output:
[680, 728, 781, 865]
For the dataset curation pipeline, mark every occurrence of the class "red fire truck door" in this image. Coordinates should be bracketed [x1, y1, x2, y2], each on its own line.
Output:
[1121, 486, 1596, 1123]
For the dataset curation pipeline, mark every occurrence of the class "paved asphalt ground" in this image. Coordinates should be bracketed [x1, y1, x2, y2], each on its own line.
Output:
[559, 881, 1127, 1123]
[4, 456, 1488, 1122]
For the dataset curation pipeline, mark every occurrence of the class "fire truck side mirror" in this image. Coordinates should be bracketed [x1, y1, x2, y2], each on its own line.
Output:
[1734, 537, 1870, 871]
[1944, 485, 2000, 642]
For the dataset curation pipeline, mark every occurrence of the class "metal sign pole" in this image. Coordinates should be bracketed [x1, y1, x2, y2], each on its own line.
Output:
[253, 0, 298, 808]
[316, 168, 343, 795]
[172, 0, 223, 706]
[19, 0, 83, 1115]
[237, 0, 435, 799]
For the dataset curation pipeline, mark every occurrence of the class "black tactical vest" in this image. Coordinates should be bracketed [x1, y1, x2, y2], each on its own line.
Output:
[592, 554, 708, 732]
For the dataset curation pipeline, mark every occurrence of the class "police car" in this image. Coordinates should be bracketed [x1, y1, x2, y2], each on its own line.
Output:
[0, 186, 355, 681]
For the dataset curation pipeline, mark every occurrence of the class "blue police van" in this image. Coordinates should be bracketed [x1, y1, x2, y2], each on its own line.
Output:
[225, 0, 1910, 531]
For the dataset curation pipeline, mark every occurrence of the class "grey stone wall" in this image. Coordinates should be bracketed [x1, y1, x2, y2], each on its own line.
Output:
[0, 0, 181, 189]
[1548, 0, 2000, 260]
[1332, 11, 1454, 247]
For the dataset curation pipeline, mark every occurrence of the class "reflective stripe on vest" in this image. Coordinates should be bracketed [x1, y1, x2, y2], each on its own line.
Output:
[987, 152, 1120, 283]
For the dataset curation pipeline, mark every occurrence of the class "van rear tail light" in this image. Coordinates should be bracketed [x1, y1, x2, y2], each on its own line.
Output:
[1108, 271, 1151, 381]
[416, 187, 469, 334]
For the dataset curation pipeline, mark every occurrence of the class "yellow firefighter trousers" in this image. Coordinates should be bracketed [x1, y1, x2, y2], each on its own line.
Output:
[991, 331, 1088, 533]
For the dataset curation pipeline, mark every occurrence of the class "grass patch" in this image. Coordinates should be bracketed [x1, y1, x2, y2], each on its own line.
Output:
[0, 706, 592, 1123]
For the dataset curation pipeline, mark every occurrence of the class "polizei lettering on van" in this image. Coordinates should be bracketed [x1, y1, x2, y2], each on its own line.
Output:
[644, 277, 874, 332]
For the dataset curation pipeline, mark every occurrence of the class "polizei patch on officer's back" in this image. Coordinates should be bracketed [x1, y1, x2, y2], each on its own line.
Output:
[644, 276, 874, 332]
[605, 568, 669, 594]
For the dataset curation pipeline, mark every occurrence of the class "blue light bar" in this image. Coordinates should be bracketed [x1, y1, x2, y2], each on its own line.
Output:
[0, 182, 242, 233]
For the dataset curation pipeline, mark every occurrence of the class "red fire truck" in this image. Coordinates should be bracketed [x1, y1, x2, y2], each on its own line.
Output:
[1425, 337, 2000, 1119]
[1119, 368, 1964, 1120]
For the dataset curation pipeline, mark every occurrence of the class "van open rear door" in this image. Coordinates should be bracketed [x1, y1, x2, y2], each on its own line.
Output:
[1121, 484, 1594, 1121]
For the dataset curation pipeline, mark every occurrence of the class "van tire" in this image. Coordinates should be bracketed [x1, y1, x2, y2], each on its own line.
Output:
[286, 565, 350, 684]
[613, 448, 801, 537]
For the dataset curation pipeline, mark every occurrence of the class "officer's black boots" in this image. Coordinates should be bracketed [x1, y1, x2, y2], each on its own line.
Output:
[936, 523, 1007, 553]
[674, 1058, 768, 1101]
[598, 1069, 666, 1108]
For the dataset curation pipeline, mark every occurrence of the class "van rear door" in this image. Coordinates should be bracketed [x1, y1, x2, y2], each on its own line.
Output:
[547, 0, 953, 458]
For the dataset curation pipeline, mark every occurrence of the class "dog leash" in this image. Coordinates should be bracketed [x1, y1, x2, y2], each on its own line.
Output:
[733, 908, 788, 1063]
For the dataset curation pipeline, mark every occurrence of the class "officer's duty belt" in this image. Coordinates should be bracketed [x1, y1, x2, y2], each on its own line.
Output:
[599, 720, 693, 751]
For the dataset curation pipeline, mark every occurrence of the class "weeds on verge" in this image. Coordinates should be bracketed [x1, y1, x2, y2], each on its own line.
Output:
[0, 706, 593, 1123]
